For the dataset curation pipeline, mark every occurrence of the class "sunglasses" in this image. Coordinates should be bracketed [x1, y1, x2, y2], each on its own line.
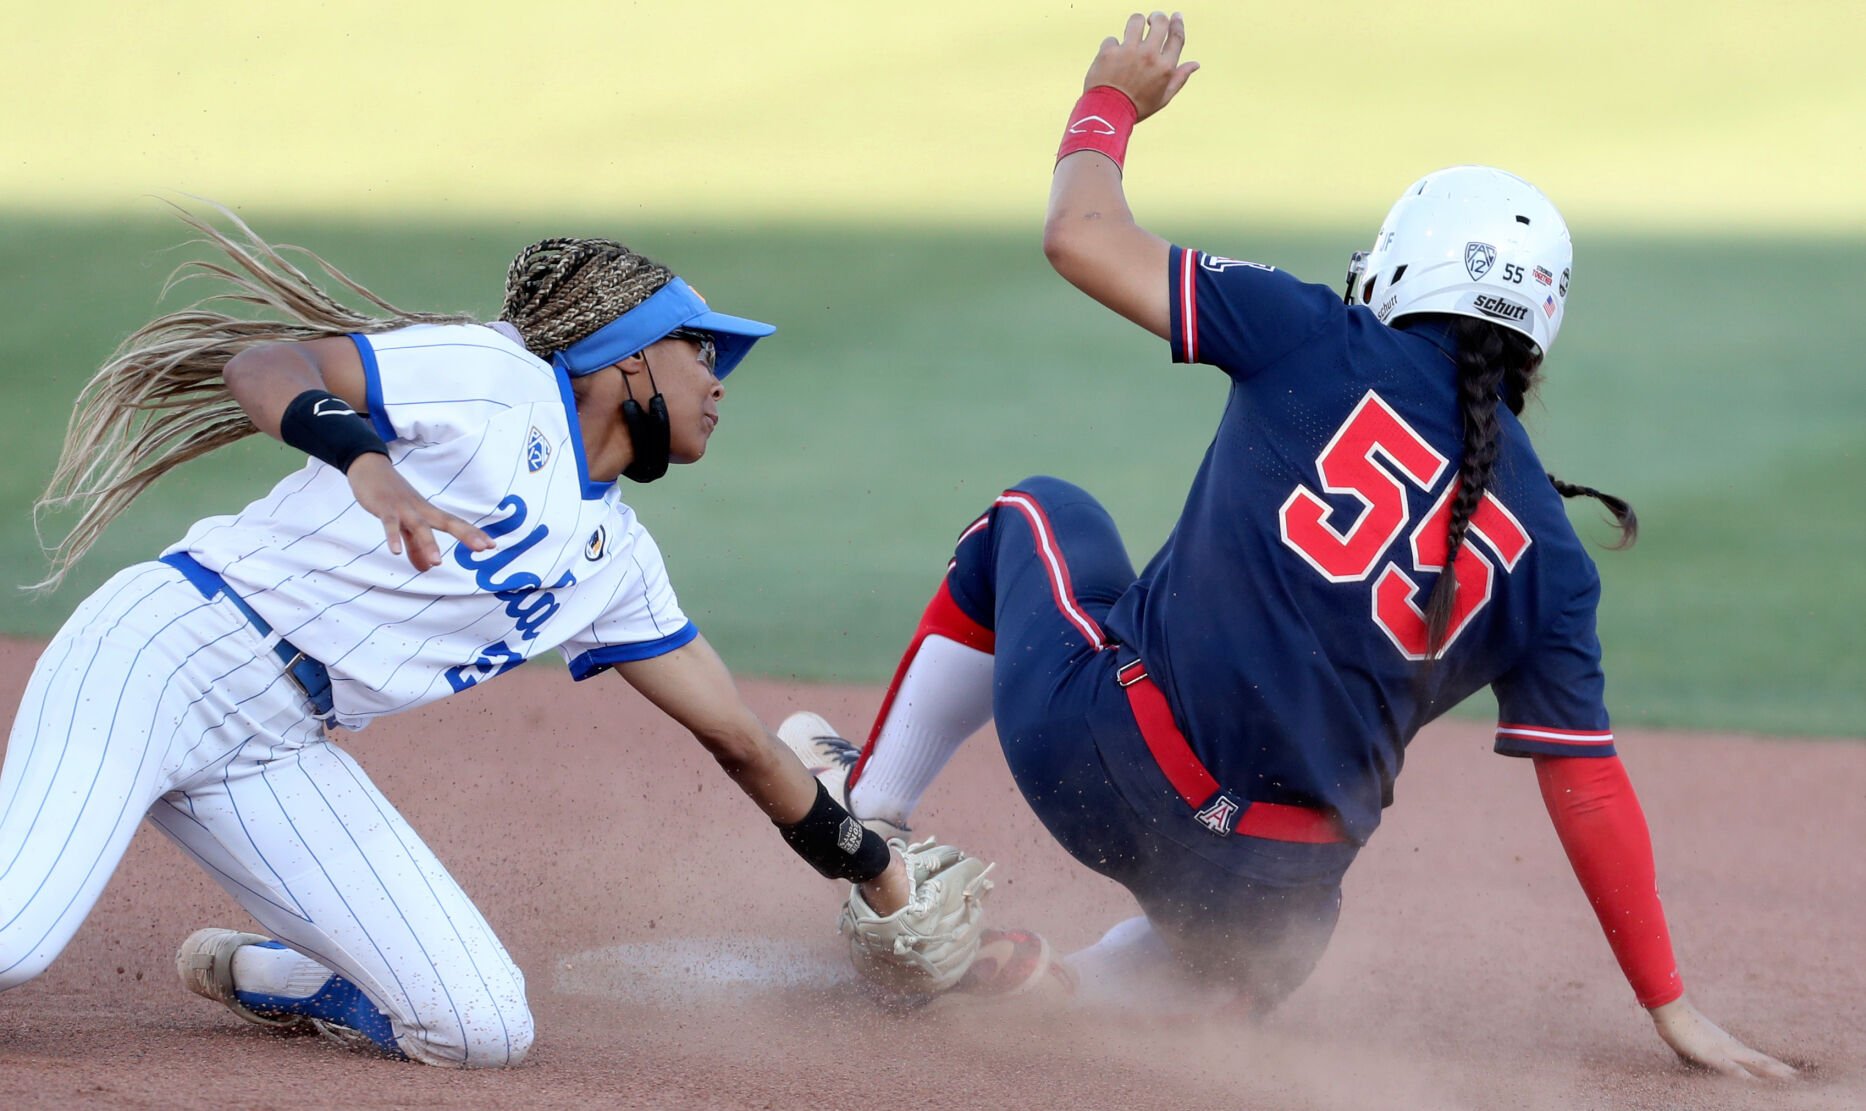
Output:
[668, 328, 717, 373]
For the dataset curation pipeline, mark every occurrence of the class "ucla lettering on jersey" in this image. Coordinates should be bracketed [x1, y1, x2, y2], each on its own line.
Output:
[443, 494, 583, 692]
[169, 322, 698, 729]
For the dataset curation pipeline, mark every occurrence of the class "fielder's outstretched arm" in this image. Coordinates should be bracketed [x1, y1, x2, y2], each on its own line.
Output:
[615, 637, 910, 914]
[1043, 11, 1198, 339]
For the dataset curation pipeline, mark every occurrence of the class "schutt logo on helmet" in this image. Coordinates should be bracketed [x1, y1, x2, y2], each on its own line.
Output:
[1472, 293, 1530, 323]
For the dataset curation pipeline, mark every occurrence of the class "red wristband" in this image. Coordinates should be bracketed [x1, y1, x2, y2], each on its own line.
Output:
[1057, 85, 1139, 169]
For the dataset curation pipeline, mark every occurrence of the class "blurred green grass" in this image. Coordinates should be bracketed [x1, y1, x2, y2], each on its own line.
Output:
[2, 2, 1862, 232]
[1, 211, 1860, 736]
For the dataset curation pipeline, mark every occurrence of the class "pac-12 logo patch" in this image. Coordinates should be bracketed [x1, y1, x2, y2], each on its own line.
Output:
[1464, 241, 1497, 281]
[525, 427, 551, 473]
[584, 525, 608, 561]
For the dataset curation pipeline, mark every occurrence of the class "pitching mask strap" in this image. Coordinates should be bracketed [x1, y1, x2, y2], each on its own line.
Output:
[620, 352, 671, 484]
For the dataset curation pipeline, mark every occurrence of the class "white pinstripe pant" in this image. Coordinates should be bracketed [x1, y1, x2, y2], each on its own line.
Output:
[0, 562, 532, 1067]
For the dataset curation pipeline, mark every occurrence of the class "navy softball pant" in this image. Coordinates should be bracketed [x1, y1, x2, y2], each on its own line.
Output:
[945, 476, 1353, 1012]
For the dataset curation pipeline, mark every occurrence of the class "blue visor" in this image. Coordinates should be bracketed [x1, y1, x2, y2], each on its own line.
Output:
[551, 277, 775, 381]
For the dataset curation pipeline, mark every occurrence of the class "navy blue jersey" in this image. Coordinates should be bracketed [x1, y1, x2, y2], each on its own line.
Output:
[1100, 247, 1614, 844]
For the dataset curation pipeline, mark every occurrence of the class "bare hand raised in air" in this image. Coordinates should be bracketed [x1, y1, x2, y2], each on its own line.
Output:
[1084, 11, 1199, 121]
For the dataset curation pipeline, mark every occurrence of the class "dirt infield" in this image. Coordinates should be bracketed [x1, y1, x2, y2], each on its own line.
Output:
[1, 637, 1859, 1110]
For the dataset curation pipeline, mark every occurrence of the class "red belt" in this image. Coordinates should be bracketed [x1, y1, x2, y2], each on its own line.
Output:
[1116, 659, 1345, 844]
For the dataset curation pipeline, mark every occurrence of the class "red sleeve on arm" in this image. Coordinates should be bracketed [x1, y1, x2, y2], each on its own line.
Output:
[1532, 754, 1684, 1008]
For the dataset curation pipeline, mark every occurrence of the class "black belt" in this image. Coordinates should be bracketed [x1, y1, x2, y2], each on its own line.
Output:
[160, 552, 334, 718]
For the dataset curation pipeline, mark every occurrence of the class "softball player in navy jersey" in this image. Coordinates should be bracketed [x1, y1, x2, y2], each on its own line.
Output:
[0, 209, 917, 1065]
[784, 14, 1793, 1078]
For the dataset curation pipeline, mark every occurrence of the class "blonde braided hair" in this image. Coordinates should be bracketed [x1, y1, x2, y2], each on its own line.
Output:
[33, 208, 671, 592]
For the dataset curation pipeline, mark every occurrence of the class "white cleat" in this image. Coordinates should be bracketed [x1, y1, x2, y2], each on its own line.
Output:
[176, 928, 306, 1030]
[777, 711, 911, 841]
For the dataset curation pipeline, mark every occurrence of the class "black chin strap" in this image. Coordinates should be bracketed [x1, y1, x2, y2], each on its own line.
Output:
[619, 354, 671, 484]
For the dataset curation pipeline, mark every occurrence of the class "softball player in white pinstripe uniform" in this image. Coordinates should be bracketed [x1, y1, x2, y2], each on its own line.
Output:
[0, 210, 913, 1065]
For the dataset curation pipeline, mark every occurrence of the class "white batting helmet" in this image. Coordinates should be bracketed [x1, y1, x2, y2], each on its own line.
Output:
[1345, 165, 1572, 354]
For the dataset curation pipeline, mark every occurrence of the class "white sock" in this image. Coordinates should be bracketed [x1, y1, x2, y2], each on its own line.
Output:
[1064, 916, 1238, 1015]
[232, 942, 336, 999]
[848, 635, 994, 826]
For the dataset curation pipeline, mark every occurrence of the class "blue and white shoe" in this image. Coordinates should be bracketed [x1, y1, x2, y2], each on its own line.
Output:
[175, 928, 307, 1031]
[175, 928, 403, 1058]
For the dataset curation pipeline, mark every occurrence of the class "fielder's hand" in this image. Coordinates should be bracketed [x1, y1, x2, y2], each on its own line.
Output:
[839, 837, 993, 997]
[346, 454, 495, 571]
[1648, 996, 1796, 1080]
[1083, 11, 1198, 121]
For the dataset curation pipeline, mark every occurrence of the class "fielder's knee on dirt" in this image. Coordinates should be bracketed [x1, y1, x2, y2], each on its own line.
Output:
[0, 939, 58, 993]
[392, 979, 535, 1068]
[398, 1007, 535, 1068]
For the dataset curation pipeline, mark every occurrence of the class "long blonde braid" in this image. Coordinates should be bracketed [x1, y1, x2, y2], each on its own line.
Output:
[33, 213, 673, 592]
[30, 202, 473, 592]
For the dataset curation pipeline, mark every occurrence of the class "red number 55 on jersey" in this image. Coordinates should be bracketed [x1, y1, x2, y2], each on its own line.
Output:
[1278, 390, 1531, 658]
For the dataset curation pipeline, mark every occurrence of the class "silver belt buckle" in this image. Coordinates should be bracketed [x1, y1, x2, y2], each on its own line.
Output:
[280, 649, 308, 689]
[280, 649, 334, 721]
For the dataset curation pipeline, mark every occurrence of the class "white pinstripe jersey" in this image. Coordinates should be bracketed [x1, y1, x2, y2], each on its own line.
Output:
[169, 322, 694, 730]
